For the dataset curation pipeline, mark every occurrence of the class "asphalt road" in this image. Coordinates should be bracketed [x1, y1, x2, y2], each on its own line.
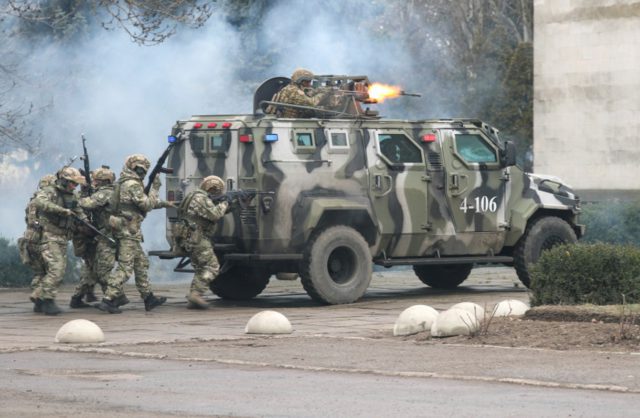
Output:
[1, 267, 639, 417]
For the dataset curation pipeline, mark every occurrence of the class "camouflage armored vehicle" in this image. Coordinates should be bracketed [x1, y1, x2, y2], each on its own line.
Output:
[150, 74, 583, 304]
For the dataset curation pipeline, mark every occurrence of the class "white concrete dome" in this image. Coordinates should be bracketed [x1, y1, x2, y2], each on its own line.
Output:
[245, 310, 293, 334]
[55, 319, 105, 343]
[431, 308, 480, 337]
[492, 299, 530, 317]
[393, 305, 439, 336]
[450, 302, 485, 320]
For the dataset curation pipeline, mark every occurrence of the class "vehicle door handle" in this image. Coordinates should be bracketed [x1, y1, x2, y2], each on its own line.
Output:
[374, 174, 393, 197]
[451, 174, 459, 189]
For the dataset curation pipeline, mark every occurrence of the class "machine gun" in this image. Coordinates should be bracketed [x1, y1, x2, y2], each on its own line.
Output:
[144, 135, 178, 195]
[79, 134, 93, 196]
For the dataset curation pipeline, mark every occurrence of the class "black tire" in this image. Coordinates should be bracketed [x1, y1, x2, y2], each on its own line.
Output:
[300, 225, 372, 304]
[514, 216, 577, 288]
[210, 265, 271, 300]
[412, 264, 473, 289]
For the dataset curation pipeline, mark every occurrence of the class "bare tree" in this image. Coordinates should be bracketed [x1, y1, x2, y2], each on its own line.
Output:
[5, 0, 213, 45]
[0, 0, 215, 154]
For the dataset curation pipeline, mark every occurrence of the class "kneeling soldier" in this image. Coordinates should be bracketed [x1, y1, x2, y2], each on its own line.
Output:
[175, 175, 230, 309]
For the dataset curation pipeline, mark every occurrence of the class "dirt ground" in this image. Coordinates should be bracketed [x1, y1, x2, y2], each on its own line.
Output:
[408, 306, 640, 352]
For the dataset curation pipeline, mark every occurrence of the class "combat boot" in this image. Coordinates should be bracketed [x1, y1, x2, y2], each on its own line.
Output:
[95, 298, 122, 314]
[114, 294, 130, 307]
[85, 291, 98, 303]
[41, 299, 62, 316]
[30, 296, 43, 313]
[186, 292, 209, 310]
[69, 294, 91, 309]
[144, 293, 167, 311]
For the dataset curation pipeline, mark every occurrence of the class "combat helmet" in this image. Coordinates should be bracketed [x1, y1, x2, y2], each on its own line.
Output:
[92, 166, 115, 183]
[291, 68, 314, 85]
[125, 154, 151, 172]
[200, 175, 225, 196]
[57, 167, 86, 185]
[38, 174, 57, 189]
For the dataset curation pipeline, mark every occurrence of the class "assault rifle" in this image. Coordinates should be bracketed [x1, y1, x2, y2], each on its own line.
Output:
[211, 190, 275, 204]
[71, 213, 116, 245]
[80, 134, 93, 196]
[144, 135, 178, 195]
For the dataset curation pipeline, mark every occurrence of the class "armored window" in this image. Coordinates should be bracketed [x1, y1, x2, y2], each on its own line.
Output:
[378, 133, 422, 164]
[209, 134, 225, 150]
[296, 132, 314, 147]
[330, 132, 348, 147]
[190, 134, 205, 155]
[454, 134, 497, 163]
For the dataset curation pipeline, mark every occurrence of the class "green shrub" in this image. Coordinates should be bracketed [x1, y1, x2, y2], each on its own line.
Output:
[0, 236, 80, 288]
[0, 237, 32, 287]
[581, 200, 640, 246]
[530, 243, 640, 306]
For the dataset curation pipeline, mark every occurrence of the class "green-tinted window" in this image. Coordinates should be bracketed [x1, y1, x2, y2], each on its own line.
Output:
[296, 132, 314, 147]
[455, 134, 497, 163]
[330, 132, 348, 147]
[209, 134, 225, 151]
[378, 133, 422, 164]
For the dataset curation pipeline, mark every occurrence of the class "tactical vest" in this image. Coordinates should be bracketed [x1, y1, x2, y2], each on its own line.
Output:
[110, 178, 145, 217]
[39, 187, 77, 236]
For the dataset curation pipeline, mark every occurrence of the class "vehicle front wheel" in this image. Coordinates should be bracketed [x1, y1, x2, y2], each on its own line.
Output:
[300, 225, 372, 304]
[514, 216, 577, 288]
[413, 264, 473, 289]
[210, 265, 271, 300]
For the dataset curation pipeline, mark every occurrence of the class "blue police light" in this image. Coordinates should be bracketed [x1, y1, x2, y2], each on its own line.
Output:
[168, 135, 177, 143]
[264, 133, 278, 142]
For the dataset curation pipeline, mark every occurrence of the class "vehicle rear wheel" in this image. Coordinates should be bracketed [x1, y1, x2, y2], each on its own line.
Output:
[413, 264, 473, 289]
[300, 225, 372, 304]
[210, 265, 271, 300]
[514, 216, 577, 288]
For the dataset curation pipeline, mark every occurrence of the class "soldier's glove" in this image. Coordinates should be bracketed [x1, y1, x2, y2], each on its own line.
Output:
[152, 176, 162, 190]
[61, 208, 74, 217]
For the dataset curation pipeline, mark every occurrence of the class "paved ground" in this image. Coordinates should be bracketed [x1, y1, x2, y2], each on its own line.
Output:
[2, 267, 640, 417]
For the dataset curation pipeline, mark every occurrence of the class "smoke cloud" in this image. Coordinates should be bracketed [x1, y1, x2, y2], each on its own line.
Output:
[0, 0, 444, 251]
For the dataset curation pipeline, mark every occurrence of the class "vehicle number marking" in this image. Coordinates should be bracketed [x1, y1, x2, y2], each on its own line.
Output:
[460, 196, 497, 213]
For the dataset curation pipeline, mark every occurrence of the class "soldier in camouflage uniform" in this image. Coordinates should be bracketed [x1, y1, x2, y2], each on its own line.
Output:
[175, 175, 229, 309]
[266, 68, 331, 118]
[96, 154, 171, 314]
[70, 167, 125, 308]
[18, 174, 57, 313]
[31, 167, 87, 315]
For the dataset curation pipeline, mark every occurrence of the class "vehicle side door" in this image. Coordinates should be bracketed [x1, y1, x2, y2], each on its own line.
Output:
[367, 128, 430, 257]
[441, 129, 507, 244]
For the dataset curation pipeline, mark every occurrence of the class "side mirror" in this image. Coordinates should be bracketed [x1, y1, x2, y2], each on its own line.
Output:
[503, 141, 517, 167]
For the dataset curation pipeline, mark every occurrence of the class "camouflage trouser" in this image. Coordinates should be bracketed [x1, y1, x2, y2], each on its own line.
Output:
[186, 239, 219, 295]
[105, 238, 151, 300]
[93, 238, 117, 293]
[25, 240, 46, 300]
[73, 241, 98, 297]
[38, 239, 68, 300]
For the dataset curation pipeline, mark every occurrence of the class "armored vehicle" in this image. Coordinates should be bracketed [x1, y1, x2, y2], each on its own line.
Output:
[150, 75, 583, 304]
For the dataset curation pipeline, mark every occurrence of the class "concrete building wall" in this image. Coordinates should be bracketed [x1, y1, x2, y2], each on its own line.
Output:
[534, 0, 640, 197]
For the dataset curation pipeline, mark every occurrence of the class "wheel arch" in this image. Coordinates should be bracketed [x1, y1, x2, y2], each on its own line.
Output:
[294, 198, 377, 247]
[506, 207, 583, 247]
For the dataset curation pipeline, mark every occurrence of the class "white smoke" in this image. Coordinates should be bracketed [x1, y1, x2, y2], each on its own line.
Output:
[0, 1, 441, 248]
